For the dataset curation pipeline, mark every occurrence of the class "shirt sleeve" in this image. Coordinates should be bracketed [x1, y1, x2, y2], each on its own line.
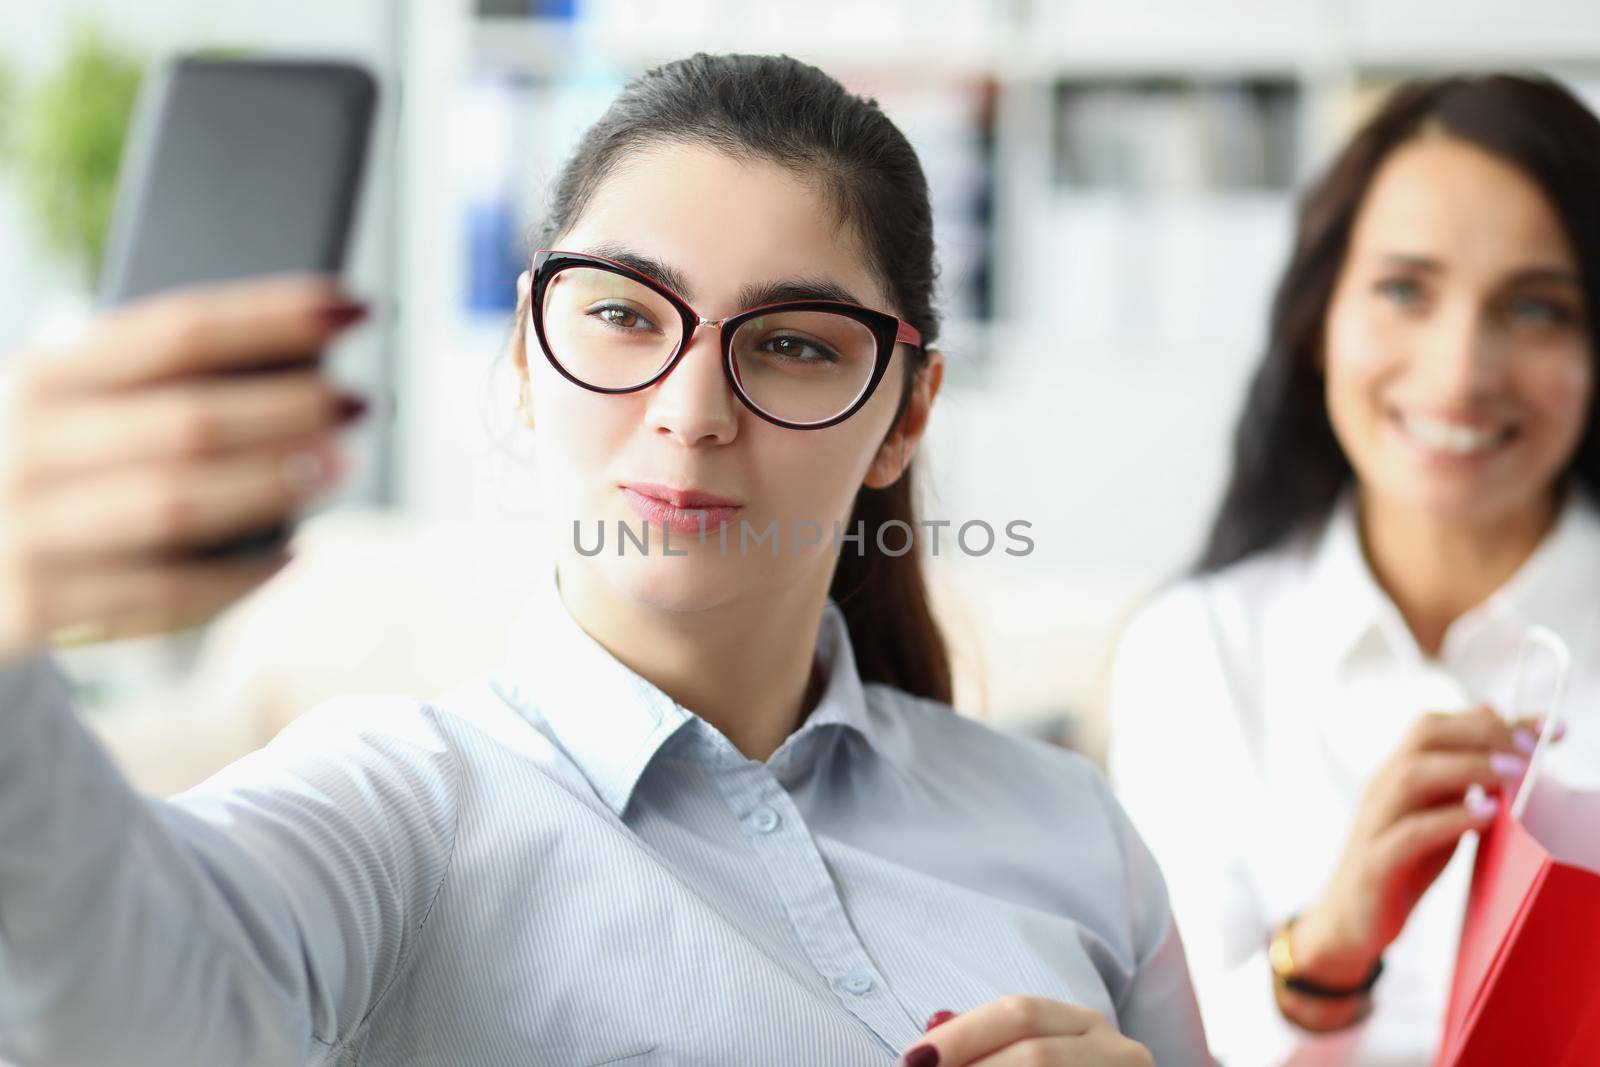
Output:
[0, 651, 461, 1067]
[1092, 769, 1215, 1067]
[1106, 584, 1368, 1067]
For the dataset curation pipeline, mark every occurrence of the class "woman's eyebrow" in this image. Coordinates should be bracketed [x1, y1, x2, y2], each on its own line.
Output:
[1378, 253, 1582, 291]
[1506, 266, 1582, 290]
[1378, 253, 1444, 272]
[579, 243, 865, 309]
[582, 243, 694, 298]
[738, 278, 865, 309]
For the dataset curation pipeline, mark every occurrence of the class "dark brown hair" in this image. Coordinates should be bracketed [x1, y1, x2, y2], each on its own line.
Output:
[512, 52, 951, 703]
[1198, 73, 1600, 573]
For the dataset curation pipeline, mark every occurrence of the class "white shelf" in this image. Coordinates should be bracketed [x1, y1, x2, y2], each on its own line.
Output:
[469, 8, 1600, 82]
[471, 16, 1315, 81]
[472, 15, 1015, 79]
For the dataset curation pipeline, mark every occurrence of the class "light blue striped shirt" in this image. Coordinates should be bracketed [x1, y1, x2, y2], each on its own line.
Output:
[0, 569, 1210, 1065]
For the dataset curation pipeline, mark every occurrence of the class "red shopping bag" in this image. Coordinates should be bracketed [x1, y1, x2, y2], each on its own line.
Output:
[1434, 798, 1600, 1066]
[1436, 623, 1600, 1066]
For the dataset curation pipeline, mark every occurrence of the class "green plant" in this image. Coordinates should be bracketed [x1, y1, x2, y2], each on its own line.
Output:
[0, 16, 147, 286]
[0, 59, 17, 159]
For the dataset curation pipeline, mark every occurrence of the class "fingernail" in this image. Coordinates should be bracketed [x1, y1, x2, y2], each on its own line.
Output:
[335, 393, 370, 424]
[1490, 752, 1530, 779]
[899, 1047, 939, 1067]
[318, 302, 370, 329]
[1513, 729, 1538, 756]
[1531, 716, 1569, 739]
[925, 1010, 957, 1032]
[1467, 793, 1501, 820]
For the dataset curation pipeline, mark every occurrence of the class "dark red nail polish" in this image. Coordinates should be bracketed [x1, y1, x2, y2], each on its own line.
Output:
[335, 394, 370, 423]
[925, 1010, 956, 1032]
[319, 302, 370, 328]
[900, 1046, 940, 1067]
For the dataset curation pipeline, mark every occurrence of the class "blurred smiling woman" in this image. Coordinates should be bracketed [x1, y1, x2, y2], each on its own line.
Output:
[1108, 75, 1600, 1066]
[0, 55, 1207, 1066]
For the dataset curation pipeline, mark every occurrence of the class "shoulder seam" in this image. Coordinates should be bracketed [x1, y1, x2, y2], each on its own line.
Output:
[317, 702, 465, 1054]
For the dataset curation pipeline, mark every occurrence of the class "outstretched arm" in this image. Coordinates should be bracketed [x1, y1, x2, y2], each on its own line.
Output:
[0, 653, 459, 1066]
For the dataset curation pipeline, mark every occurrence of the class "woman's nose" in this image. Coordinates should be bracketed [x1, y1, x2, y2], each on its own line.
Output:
[1418, 301, 1510, 402]
[642, 325, 739, 446]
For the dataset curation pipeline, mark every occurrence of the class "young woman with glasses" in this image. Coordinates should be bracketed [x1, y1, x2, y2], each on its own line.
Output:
[0, 54, 1209, 1066]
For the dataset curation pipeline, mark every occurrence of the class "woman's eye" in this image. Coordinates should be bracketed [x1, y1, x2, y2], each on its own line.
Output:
[1376, 278, 1425, 308]
[761, 335, 838, 363]
[591, 304, 655, 331]
[1509, 297, 1578, 328]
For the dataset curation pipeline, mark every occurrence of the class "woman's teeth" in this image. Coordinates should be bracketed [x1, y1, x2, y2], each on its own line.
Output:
[1398, 413, 1511, 455]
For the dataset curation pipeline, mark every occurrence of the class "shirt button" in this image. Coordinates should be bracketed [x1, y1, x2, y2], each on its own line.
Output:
[836, 971, 875, 997]
[749, 806, 780, 834]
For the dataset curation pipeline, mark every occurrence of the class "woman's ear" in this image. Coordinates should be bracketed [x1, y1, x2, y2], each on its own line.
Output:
[512, 271, 533, 374]
[864, 346, 946, 490]
[517, 375, 535, 427]
[514, 270, 535, 427]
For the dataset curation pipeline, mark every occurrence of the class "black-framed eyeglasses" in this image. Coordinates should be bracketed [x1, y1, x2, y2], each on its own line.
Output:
[529, 248, 924, 430]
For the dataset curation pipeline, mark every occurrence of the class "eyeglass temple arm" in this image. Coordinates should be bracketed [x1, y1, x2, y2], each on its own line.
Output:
[895, 321, 923, 349]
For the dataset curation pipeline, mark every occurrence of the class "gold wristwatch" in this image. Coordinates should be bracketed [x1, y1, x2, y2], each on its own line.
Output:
[1270, 914, 1385, 1000]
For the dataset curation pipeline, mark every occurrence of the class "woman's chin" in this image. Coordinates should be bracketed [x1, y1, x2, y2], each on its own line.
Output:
[589, 553, 746, 616]
[1368, 471, 1550, 530]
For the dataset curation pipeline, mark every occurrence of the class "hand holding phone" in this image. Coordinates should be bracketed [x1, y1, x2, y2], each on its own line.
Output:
[0, 275, 368, 664]
[98, 55, 378, 562]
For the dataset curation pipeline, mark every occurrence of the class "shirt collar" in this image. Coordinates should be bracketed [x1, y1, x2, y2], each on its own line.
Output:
[1474, 483, 1600, 647]
[1301, 488, 1404, 667]
[489, 567, 876, 816]
[1303, 483, 1600, 670]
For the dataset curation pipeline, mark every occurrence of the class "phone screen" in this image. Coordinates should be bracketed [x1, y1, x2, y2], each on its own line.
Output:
[99, 56, 377, 561]
[102, 56, 376, 302]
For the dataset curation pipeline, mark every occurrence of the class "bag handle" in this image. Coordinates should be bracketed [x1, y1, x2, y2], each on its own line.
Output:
[1508, 624, 1574, 820]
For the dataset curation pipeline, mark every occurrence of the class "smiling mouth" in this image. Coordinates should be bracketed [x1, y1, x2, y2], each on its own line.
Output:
[1390, 410, 1519, 457]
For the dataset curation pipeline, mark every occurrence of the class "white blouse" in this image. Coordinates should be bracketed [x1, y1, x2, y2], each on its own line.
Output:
[1106, 487, 1600, 1067]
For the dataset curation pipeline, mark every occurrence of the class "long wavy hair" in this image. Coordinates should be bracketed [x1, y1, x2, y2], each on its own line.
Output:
[1197, 74, 1600, 573]
[513, 53, 952, 703]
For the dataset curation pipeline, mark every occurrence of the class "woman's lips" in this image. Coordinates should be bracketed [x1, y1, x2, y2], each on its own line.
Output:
[620, 486, 743, 535]
[1386, 408, 1518, 466]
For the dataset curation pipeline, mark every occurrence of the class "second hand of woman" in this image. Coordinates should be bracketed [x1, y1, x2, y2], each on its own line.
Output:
[896, 997, 1154, 1066]
[1282, 704, 1553, 1029]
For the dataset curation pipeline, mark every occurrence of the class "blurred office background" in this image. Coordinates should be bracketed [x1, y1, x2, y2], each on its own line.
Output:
[3, 0, 1599, 794]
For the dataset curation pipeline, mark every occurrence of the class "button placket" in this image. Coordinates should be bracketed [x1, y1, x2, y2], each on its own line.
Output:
[835, 970, 875, 997]
[700, 747, 918, 1052]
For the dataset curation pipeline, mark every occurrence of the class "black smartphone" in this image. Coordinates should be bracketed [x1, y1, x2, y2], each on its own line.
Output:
[98, 54, 378, 562]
